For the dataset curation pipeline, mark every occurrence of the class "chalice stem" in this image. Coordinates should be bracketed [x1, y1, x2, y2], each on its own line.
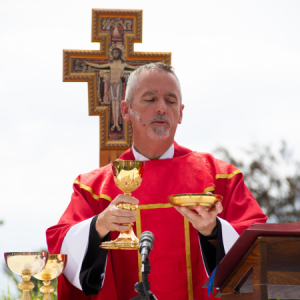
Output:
[118, 223, 138, 241]
[20, 291, 32, 300]
[19, 275, 34, 300]
[43, 294, 52, 300]
[40, 281, 54, 300]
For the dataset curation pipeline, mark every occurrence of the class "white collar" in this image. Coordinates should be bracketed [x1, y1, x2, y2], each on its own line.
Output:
[132, 143, 174, 161]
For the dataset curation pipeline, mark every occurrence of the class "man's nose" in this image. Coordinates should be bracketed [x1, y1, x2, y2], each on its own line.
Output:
[155, 97, 167, 114]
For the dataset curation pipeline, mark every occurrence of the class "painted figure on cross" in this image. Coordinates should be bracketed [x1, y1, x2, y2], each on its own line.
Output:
[85, 45, 139, 132]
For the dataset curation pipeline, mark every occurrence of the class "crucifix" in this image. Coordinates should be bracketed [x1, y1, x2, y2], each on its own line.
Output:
[63, 9, 171, 167]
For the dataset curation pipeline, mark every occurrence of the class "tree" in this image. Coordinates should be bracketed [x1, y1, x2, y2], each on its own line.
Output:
[214, 141, 300, 223]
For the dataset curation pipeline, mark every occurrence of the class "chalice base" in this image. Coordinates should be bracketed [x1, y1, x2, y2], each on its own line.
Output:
[101, 225, 139, 250]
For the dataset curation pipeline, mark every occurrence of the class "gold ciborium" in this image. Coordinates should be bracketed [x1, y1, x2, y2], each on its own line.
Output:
[101, 160, 145, 250]
[4, 252, 48, 300]
[33, 254, 67, 300]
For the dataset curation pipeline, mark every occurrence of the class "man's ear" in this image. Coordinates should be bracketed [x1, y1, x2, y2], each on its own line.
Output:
[121, 101, 131, 121]
[178, 104, 184, 124]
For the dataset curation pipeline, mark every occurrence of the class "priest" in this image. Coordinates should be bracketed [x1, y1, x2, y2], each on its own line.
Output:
[46, 63, 267, 300]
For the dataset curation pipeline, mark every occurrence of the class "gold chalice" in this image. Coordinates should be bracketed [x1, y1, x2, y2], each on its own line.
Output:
[4, 252, 48, 300]
[33, 254, 67, 300]
[101, 160, 145, 250]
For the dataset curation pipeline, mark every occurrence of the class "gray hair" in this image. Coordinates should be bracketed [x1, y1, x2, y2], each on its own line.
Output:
[125, 62, 182, 105]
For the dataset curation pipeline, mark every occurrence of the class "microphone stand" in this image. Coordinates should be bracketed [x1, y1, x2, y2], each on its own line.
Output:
[130, 257, 158, 300]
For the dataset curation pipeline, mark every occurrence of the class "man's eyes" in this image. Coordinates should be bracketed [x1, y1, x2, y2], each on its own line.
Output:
[166, 98, 176, 104]
[143, 98, 176, 103]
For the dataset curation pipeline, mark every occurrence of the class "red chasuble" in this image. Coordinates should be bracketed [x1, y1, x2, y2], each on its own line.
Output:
[46, 143, 267, 300]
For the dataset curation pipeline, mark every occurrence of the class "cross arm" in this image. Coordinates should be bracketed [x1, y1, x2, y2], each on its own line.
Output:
[84, 61, 111, 69]
[123, 63, 141, 70]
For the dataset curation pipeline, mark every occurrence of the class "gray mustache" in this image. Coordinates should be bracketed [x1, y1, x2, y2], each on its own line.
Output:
[149, 114, 170, 124]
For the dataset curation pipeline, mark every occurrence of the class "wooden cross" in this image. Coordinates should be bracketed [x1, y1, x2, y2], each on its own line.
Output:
[63, 9, 171, 167]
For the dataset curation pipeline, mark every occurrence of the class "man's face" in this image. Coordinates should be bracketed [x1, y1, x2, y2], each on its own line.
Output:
[130, 70, 183, 142]
[112, 49, 119, 59]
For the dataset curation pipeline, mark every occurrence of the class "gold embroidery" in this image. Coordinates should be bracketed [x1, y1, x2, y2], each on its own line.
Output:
[139, 203, 173, 209]
[203, 186, 215, 193]
[74, 180, 112, 202]
[215, 169, 241, 179]
[136, 204, 193, 299]
[184, 218, 194, 300]
[136, 208, 142, 282]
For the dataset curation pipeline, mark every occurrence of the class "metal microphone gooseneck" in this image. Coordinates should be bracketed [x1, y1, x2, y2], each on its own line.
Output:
[130, 231, 157, 300]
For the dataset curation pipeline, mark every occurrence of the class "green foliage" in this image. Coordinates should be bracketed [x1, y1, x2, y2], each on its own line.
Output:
[214, 141, 300, 222]
[1, 250, 57, 300]
[1, 285, 14, 300]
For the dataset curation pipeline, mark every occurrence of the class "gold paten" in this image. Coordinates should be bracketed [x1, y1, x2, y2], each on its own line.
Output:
[168, 193, 223, 208]
[33, 254, 67, 300]
[4, 252, 48, 300]
[101, 160, 145, 250]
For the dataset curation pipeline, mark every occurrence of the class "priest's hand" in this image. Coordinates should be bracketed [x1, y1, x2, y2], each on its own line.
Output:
[95, 195, 139, 239]
[174, 201, 223, 237]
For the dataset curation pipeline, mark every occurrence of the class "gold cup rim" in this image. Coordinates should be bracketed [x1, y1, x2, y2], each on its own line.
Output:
[168, 193, 223, 208]
[4, 252, 48, 262]
[111, 160, 145, 173]
[169, 193, 223, 198]
[4, 252, 48, 256]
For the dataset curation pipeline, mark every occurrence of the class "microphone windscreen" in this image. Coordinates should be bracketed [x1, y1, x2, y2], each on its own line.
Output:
[139, 231, 154, 256]
[140, 231, 154, 245]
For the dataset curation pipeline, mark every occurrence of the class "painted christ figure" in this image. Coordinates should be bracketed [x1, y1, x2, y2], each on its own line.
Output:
[85, 48, 139, 132]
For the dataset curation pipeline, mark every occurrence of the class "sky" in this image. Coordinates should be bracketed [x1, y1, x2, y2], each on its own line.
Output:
[1, 0, 300, 294]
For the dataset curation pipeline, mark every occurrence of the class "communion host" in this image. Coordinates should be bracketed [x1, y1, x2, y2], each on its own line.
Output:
[46, 63, 267, 300]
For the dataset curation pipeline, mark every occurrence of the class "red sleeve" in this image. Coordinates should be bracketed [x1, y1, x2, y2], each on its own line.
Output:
[46, 179, 99, 254]
[215, 171, 267, 235]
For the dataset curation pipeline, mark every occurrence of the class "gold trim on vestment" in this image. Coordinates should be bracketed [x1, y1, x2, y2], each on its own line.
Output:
[136, 203, 194, 299]
[136, 208, 142, 282]
[203, 186, 215, 193]
[73, 180, 112, 201]
[184, 217, 194, 300]
[136, 205, 178, 281]
[139, 203, 173, 209]
[215, 169, 241, 179]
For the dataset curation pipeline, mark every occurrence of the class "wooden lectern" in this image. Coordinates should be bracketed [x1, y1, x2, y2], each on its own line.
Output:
[203, 223, 300, 300]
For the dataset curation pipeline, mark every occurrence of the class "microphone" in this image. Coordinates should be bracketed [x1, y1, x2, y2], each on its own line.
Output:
[139, 231, 154, 263]
[130, 109, 145, 126]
